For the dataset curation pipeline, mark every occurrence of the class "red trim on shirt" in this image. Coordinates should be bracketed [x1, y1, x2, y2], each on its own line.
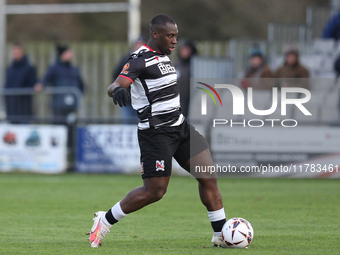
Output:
[118, 75, 133, 83]
[144, 44, 162, 54]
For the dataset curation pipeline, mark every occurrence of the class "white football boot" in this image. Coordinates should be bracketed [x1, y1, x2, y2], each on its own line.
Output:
[212, 232, 228, 248]
[87, 211, 111, 248]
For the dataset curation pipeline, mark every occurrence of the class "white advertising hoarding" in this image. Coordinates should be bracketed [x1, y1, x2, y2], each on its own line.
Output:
[211, 127, 340, 153]
[211, 126, 340, 178]
[0, 124, 67, 174]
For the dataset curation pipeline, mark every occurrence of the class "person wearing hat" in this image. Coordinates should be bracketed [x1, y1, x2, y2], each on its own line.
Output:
[35, 44, 84, 121]
[275, 45, 309, 89]
[35, 45, 84, 149]
[241, 47, 272, 89]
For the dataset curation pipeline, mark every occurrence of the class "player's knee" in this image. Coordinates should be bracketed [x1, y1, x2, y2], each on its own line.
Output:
[145, 187, 167, 203]
[153, 187, 167, 202]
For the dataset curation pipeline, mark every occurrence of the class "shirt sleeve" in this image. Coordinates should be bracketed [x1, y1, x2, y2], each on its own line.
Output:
[118, 55, 145, 83]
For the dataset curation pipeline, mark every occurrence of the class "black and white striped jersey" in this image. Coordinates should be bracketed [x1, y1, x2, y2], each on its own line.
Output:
[119, 44, 184, 130]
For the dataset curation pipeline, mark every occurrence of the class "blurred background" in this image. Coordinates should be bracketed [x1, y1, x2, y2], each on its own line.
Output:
[1, 0, 340, 176]
[3, 0, 330, 41]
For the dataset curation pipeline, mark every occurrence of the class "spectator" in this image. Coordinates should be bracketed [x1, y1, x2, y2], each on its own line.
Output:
[35, 45, 84, 150]
[112, 36, 145, 124]
[113, 36, 146, 81]
[175, 39, 197, 117]
[322, 11, 340, 40]
[4, 43, 37, 123]
[333, 57, 340, 116]
[35, 45, 84, 123]
[241, 47, 272, 90]
[275, 45, 309, 89]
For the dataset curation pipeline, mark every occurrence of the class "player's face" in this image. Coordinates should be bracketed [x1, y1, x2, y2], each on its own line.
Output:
[156, 22, 178, 55]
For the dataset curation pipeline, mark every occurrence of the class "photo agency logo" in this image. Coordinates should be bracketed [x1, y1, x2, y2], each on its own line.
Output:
[196, 82, 312, 128]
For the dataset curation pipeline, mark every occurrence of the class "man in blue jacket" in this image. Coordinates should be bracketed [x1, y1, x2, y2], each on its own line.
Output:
[323, 12, 340, 40]
[36, 45, 84, 123]
[4, 43, 37, 123]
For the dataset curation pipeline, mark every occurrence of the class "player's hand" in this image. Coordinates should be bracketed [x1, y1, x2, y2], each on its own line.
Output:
[112, 86, 130, 107]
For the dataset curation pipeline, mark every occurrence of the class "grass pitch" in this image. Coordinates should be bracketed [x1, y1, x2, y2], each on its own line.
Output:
[0, 173, 339, 255]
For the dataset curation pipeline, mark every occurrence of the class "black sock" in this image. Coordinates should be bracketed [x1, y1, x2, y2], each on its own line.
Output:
[105, 209, 118, 225]
[211, 218, 226, 232]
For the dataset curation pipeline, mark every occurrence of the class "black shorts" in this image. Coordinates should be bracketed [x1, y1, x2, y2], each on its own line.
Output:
[138, 120, 209, 179]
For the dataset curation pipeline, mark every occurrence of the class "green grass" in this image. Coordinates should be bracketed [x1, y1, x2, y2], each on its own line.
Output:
[0, 174, 339, 255]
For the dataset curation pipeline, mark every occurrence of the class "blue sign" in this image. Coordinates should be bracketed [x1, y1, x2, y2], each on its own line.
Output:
[76, 125, 140, 173]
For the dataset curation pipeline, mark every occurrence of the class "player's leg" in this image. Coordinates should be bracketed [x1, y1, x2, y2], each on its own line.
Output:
[102, 176, 170, 228]
[182, 150, 227, 247]
[112, 176, 170, 215]
[183, 148, 223, 211]
[88, 127, 177, 248]
[114, 127, 176, 214]
[88, 176, 170, 247]
[174, 122, 227, 247]
[181, 149, 226, 234]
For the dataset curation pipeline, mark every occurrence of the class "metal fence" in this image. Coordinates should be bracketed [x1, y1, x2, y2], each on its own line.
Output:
[268, 23, 307, 45]
[306, 6, 331, 42]
[0, 87, 83, 123]
[266, 6, 331, 50]
[191, 56, 233, 79]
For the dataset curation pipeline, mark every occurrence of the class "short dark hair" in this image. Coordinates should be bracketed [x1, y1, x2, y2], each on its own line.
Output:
[150, 14, 176, 31]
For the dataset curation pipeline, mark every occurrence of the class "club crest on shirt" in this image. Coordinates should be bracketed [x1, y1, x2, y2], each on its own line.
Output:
[121, 63, 130, 74]
[156, 160, 165, 171]
[157, 63, 176, 75]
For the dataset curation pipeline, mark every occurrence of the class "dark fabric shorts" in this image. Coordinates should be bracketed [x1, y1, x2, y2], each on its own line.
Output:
[138, 119, 209, 179]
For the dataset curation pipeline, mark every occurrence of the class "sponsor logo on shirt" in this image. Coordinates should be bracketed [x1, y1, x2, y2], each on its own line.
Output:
[157, 63, 176, 75]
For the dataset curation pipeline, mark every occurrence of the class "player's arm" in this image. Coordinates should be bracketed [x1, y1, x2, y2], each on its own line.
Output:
[107, 55, 144, 107]
[107, 77, 132, 107]
[107, 76, 131, 97]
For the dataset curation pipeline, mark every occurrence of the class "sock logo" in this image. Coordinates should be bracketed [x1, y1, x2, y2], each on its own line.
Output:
[156, 160, 165, 171]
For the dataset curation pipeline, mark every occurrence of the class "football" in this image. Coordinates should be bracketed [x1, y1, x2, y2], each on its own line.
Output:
[221, 217, 254, 248]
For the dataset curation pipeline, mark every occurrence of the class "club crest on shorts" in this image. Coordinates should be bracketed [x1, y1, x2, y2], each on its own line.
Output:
[156, 160, 165, 171]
